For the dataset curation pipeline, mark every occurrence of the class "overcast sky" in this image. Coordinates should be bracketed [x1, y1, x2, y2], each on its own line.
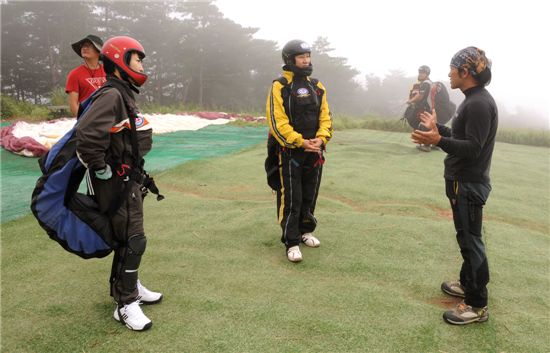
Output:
[216, 0, 549, 122]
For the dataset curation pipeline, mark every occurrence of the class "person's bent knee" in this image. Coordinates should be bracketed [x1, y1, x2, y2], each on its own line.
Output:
[127, 234, 147, 255]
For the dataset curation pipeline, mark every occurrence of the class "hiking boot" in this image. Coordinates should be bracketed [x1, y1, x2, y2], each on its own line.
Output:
[113, 301, 153, 331]
[287, 246, 303, 262]
[137, 280, 163, 305]
[443, 301, 489, 325]
[301, 233, 320, 248]
[441, 280, 465, 298]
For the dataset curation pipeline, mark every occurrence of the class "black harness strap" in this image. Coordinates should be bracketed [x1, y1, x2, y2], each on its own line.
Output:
[104, 82, 164, 217]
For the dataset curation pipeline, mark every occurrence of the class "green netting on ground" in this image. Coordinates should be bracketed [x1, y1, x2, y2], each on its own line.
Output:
[0, 124, 267, 223]
[144, 125, 267, 172]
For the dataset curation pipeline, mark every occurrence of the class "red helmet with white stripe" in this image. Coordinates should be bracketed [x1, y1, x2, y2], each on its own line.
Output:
[101, 36, 147, 86]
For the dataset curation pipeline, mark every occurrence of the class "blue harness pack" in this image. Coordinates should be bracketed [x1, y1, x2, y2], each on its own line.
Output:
[31, 86, 117, 259]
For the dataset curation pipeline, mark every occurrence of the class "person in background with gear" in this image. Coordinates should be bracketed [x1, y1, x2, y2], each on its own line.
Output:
[266, 39, 333, 263]
[411, 47, 497, 325]
[406, 65, 433, 152]
[65, 34, 107, 116]
[75, 36, 162, 331]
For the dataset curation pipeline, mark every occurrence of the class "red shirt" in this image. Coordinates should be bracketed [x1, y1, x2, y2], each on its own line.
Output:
[65, 64, 107, 102]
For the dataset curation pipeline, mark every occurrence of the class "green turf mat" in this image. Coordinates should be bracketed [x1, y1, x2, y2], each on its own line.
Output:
[0, 124, 267, 222]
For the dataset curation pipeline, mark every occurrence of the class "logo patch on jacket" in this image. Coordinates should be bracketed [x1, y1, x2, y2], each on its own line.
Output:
[135, 116, 145, 127]
[296, 87, 310, 98]
[110, 115, 151, 133]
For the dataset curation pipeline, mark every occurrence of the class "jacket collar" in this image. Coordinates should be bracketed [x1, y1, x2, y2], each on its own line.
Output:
[283, 70, 312, 84]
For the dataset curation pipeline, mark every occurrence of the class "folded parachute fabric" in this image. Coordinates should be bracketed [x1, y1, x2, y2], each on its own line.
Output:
[0, 113, 247, 157]
[1, 124, 48, 157]
[143, 113, 230, 134]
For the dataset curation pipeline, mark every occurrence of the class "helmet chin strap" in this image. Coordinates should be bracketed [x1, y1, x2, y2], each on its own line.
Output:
[284, 64, 313, 77]
[113, 69, 140, 93]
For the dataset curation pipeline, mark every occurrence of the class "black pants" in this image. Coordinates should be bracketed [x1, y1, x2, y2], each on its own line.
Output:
[277, 148, 323, 248]
[91, 175, 146, 305]
[445, 180, 491, 308]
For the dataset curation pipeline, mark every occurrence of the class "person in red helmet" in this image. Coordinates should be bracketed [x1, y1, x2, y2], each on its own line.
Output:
[75, 36, 162, 331]
[65, 35, 107, 116]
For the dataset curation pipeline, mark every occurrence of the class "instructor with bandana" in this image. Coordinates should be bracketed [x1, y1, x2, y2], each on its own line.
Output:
[412, 47, 497, 325]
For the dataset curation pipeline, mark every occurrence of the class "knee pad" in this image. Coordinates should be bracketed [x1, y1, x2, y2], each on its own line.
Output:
[127, 234, 147, 256]
[110, 234, 147, 292]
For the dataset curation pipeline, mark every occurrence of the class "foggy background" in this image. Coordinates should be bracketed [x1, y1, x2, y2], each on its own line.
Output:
[1, 0, 548, 129]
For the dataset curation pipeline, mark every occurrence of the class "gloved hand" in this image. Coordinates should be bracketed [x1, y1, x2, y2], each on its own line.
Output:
[94, 164, 112, 180]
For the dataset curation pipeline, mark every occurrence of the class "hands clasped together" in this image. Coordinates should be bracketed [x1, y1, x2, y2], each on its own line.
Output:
[302, 137, 324, 153]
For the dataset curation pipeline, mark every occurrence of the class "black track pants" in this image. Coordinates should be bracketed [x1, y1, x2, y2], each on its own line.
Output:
[277, 149, 323, 248]
[446, 180, 491, 308]
[91, 176, 145, 305]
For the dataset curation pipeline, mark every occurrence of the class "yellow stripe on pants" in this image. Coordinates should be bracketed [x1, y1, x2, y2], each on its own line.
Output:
[278, 153, 285, 224]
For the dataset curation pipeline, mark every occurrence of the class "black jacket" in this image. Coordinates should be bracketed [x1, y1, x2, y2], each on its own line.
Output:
[75, 77, 152, 172]
[437, 86, 498, 183]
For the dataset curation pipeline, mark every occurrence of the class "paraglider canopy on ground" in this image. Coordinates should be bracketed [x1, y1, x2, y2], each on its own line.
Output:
[0, 112, 265, 157]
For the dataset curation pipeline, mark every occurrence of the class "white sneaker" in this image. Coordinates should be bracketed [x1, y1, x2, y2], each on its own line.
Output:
[287, 246, 303, 262]
[113, 301, 152, 331]
[137, 279, 163, 304]
[301, 233, 320, 248]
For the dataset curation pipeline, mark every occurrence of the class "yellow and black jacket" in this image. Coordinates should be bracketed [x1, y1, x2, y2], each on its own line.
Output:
[266, 70, 332, 148]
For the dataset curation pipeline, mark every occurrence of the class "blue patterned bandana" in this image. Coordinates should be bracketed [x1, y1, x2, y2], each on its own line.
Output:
[450, 46, 491, 76]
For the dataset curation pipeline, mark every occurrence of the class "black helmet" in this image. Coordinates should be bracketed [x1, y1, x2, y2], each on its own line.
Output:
[282, 40, 311, 66]
[418, 65, 431, 75]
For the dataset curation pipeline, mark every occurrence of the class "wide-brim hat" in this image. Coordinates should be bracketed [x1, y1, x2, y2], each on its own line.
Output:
[71, 35, 103, 57]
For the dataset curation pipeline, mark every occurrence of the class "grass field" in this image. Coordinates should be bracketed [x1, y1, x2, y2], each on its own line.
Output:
[1, 129, 549, 353]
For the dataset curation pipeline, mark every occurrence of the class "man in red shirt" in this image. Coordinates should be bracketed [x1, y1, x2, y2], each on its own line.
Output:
[65, 35, 107, 116]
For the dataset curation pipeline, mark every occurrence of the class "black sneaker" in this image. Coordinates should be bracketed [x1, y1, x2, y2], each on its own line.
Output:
[443, 301, 489, 325]
[441, 280, 465, 298]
